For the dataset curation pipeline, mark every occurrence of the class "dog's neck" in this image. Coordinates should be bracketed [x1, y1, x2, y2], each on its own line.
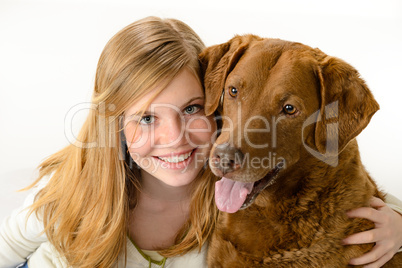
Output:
[260, 139, 377, 204]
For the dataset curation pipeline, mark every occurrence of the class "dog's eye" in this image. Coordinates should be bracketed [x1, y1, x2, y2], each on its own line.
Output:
[283, 104, 297, 115]
[229, 87, 238, 97]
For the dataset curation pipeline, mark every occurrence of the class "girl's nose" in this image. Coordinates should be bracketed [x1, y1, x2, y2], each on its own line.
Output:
[156, 116, 187, 147]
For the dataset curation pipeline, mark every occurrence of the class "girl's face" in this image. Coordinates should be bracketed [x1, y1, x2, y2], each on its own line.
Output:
[124, 68, 216, 187]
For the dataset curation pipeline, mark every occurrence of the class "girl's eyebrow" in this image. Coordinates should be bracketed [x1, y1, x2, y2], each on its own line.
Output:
[126, 96, 204, 119]
[180, 96, 204, 109]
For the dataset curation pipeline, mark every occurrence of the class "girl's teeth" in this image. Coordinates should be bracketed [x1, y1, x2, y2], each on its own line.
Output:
[158, 151, 193, 163]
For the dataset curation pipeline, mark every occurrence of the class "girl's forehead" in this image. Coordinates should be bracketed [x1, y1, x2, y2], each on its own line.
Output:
[125, 68, 204, 116]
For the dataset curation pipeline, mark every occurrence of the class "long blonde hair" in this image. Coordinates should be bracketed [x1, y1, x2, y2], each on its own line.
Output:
[28, 16, 218, 267]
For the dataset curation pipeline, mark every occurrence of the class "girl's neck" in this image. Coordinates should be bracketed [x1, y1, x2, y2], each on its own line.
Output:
[129, 171, 192, 250]
[139, 170, 192, 203]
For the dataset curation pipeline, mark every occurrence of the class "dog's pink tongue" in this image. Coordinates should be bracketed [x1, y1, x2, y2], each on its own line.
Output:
[215, 177, 254, 213]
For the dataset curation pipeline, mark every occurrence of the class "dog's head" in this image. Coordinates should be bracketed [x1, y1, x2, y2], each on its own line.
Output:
[200, 35, 379, 213]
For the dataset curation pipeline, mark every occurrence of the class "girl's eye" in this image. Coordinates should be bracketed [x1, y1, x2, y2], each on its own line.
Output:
[184, 104, 201, 115]
[283, 104, 297, 115]
[140, 115, 155, 124]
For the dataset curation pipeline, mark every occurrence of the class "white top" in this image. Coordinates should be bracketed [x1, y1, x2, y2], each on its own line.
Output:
[24, 238, 208, 268]
[0, 182, 207, 268]
[386, 193, 402, 215]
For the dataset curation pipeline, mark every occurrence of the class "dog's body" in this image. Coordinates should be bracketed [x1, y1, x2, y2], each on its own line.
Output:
[200, 35, 402, 267]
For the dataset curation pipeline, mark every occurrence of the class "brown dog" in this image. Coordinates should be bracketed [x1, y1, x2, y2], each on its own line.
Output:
[200, 35, 402, 267]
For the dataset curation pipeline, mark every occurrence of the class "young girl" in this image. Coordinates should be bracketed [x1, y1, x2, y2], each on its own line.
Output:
[0, 16, 401, 268]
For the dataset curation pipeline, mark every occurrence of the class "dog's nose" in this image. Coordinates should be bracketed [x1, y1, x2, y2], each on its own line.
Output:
[212, 143, 244, 174]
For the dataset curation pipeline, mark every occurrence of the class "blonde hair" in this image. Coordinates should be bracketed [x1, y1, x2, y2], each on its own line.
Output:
[28, 16, 218, 267]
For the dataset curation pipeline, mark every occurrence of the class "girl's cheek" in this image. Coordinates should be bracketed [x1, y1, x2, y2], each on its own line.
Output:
[186, 115, 217, 146]
[187, 116, 216, 133]
[125, 127, 142, 145]
[208, 115, 218, 134]
[125, 127, 151, 152]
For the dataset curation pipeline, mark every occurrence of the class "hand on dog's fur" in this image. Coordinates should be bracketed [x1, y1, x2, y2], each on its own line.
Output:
[343, 197, 402, 267]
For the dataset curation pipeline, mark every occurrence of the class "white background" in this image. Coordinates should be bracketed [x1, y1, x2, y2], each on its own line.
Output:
[0, 0, 401, 221]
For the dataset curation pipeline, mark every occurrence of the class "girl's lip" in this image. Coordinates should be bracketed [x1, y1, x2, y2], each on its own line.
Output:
[155, 148, 196, 158]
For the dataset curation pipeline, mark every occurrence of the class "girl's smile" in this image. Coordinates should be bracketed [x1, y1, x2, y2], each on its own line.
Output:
[153, 148, 197, 170]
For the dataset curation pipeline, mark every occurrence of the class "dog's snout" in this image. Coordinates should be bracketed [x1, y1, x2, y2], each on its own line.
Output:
[212, 144, 244, 174]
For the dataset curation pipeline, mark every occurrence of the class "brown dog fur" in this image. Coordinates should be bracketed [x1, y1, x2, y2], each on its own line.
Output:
[200, 35, 402, 267]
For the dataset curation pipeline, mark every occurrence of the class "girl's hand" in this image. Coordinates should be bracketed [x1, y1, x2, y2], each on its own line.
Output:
[342, 197, 402, 268]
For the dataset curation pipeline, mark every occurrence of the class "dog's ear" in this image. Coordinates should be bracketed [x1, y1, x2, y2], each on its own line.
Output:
[199, 35, 260, 115]
[314, 56, 380, 156]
